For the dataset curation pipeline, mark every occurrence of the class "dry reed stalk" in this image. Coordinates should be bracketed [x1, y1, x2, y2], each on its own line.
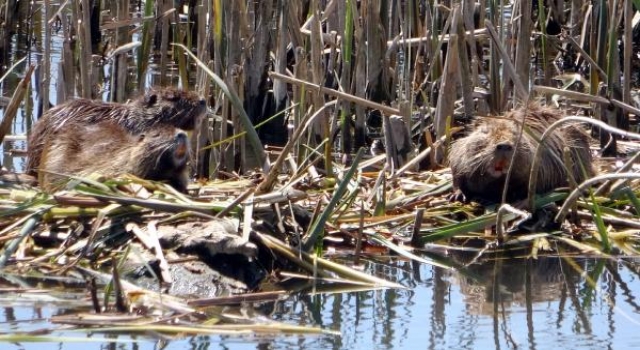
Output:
[339, 0, 354, 158]
[58, 2, 74, 102]
[210, 0, 224, 176]
[136, 0, 155, 89]
[195, 1, 208, 86]
[623, 0, 632, 104]
[292, 47, 308, 163]
[463, 0, 480, 87]
[365, 0, 390, 103]
[41, 0, 51, 113]
[352, 0, 367, 151]
[484, 20, 528, 103]
[433, 9, 457, 164]
[453, 4, 474, 117]
[75, 0, 93, 98]
[270, 72, 401, 115]
[307, 0, 330, 172]
[175, 4, 189, 88]
[221, 1, 242, 171]
[514, 0, 532, 97]
[191, 1, 209, 178]
[0, 65, 34, 144]
[113, 0, 130, 101]
[487, 1, 501, 110]
[273, 0, 288, 111]
[158, 0, 171, 85]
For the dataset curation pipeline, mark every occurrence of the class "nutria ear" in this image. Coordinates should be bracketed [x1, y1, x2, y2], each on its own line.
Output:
[144, 93, 158, 107]
[137, 134, 146, 142]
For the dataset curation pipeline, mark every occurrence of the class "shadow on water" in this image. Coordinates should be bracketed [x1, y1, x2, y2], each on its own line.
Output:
[1, 253, 640, 350]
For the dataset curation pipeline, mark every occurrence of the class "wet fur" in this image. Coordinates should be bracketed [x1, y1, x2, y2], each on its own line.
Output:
[27, 87, 205, 176]
[449, 104, 594, 203]
[41, 122, 190, 192]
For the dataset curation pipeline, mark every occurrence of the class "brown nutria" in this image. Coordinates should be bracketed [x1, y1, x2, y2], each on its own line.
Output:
[40, 122, 190, 192]
[448, 104, 594, 204]
[26, 87, 205, 176]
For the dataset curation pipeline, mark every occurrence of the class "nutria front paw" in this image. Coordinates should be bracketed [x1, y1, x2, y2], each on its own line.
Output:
[448, 189, 468, 203]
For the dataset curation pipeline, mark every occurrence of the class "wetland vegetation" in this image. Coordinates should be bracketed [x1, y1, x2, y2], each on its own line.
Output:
[1, 0, 640, 349]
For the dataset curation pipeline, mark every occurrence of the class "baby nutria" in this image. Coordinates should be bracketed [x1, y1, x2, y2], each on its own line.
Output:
[26, 86, 205, 176]
[448, 104, 594, 204]
[40, 122, 190, 192]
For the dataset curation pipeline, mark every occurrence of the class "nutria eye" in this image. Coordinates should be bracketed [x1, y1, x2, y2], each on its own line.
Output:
[175, 132, 187, 142]
[144, 94, 158, 107]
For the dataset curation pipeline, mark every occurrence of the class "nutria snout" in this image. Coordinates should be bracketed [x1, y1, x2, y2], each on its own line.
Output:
[26, 87, 206, 177]
[139, 128, 190, 190]
[448, 104, 594, 204]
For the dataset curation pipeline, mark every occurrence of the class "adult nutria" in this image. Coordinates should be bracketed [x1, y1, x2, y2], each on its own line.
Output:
[26, 87, 206, 176]
[448, 104, 594, 204]
[40, 122, 190, 192]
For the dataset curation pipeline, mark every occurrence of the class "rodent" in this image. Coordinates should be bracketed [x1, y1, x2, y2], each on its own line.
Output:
[40, 121, 190, 192]
[26, 87, 206, 176]
[448, 104, 594, 204]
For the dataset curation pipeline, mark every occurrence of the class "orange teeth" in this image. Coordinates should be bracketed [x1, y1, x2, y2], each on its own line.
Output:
[175, 142, 187, 159]
[494, 159, 508, 172]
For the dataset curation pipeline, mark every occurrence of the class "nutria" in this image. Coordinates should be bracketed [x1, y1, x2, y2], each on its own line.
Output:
[26, 87, 206, 176]
[40, 122, 190, 192]
[448, 104, 594, 204]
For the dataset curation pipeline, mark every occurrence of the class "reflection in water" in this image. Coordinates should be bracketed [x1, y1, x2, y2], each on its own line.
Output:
[1, 256, 640, 349]
[454, 254, 582, 314]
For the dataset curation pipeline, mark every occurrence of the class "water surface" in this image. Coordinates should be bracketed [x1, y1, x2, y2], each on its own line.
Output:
[2, 256, 640, 350]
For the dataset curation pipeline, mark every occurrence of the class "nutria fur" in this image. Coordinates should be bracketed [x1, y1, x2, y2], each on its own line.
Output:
[449, 104, 594, 204]
[41, 122, 190, 192]
[26, 87, 205, 176]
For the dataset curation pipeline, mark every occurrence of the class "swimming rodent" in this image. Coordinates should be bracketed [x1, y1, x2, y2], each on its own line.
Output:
[40, 122, 190, 192]
[448, 104, 594, 204]
[26, 87, 205, 176]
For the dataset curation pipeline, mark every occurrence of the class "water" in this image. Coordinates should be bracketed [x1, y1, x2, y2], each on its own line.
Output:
[2, 256, 640, 349]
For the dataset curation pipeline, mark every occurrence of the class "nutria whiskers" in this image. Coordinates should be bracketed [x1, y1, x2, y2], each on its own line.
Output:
[26, 87, 206, 176]
[41, 122, 190, 192]
[448, 104, 594, 204]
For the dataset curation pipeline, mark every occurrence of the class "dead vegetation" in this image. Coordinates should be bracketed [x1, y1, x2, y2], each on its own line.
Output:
[0, 0, 640, 341]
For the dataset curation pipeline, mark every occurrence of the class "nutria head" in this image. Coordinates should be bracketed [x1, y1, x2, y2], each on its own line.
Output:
[131, 87, 207, 130]
[133, 126, 191, 192]
[450, 117, 535, 182]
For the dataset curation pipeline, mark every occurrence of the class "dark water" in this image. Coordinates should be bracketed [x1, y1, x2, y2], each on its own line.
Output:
[2, 256, 640, 350]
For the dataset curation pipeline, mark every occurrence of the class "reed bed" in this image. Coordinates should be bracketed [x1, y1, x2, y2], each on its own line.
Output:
[0, 0, 640, 342]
